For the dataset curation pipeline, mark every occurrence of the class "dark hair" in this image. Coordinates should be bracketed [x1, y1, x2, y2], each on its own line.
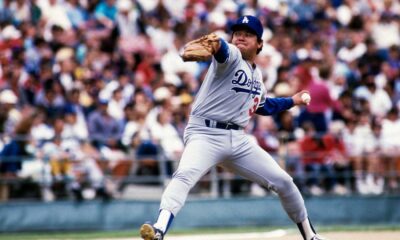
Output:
[256, 39, 263, 54]
[319, 64, 331, 79]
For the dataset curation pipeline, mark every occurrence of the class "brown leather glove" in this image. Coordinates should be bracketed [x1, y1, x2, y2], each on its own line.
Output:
[181, 33, 221, 62]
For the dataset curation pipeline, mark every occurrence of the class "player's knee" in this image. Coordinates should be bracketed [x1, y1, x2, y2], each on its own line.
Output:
[172, 168, 201, 187]
[274, 175, 296, 194]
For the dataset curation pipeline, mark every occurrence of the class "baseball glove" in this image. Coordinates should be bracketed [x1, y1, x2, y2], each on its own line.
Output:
[181, 33, 221, 62]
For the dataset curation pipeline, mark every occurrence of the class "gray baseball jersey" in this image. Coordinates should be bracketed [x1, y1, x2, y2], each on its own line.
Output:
[191, 43, 265, 127]
[159, 41, 308, 225]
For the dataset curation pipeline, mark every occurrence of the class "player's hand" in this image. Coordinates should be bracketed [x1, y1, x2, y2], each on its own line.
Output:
[292, 90, 311, 106]
[180, 33, 221, 62]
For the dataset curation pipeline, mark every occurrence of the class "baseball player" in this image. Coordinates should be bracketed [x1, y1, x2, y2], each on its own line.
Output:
[140, 15, 324, 240]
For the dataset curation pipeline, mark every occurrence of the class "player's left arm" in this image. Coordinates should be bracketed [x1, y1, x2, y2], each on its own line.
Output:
[255, 90, 310, 116]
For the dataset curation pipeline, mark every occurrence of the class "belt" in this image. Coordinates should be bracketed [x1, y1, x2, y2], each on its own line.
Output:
[205, 119, 242, 130]
[188, 116, 243, 130]
[204, 119, 242, 130]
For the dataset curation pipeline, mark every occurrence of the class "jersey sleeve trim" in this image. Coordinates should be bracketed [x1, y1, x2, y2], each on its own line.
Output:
[214, 38, 229, 63]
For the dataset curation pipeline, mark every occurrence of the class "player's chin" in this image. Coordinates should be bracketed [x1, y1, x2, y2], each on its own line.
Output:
[239, 48, 251, 57]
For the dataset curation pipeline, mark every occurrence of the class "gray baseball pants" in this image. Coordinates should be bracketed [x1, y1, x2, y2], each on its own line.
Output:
[160, 117, 308, 223]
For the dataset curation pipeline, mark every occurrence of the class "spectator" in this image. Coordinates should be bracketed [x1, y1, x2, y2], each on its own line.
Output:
[342, 113, 383, 194]
[65, 0, 89, 30]
[116, 0, 141, 37]
[38, 0, 72, 32]
[99, 74, 135, 105]
[41, 134, 75, 199]
[254, 116, 280, 157]
[160, 38, 199, 86]
[281, 137, 305, 193]
[298, 63, 338, 133]
[337, 31, 367, 63]
[122, 103, 160, 177]
[107, 87, 126, 121]
[56, 55, 78, 92]
[149, 108, 184, 174]
[354, 74, 392, 118]
[35, 79, 66, 118]
[256, 43, 283, 91]
[62, 106, 88, 142]
[94, 0, 118, 29]
[0, 89, 21, 136]
[64, 88, 89, 131]
[0, 114, 35, 200]
[41, 133, 110, 201]
[371, 13, 400, 50]
[0, 0, 14, 24]
[325, 121, 353, 195]
[10, 0, 31, 25]
[87, 99, 122, 149]
[299, 122, 337, 195]
[381, 108, 400, 192]
[30, 109, 55, 144]
[358, 38, 384, 76]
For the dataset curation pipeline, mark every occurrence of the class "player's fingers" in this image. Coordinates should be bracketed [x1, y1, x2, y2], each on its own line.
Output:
[299, 90, 310, 95]
[185, 49, 211, 58]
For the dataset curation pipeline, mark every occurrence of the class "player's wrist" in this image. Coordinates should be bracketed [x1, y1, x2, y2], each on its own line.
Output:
[291, 96, 300, 105]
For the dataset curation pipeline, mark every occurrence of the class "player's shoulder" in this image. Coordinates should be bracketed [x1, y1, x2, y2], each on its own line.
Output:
[213, 42, 242, 67]
[227, 43, 242, 57]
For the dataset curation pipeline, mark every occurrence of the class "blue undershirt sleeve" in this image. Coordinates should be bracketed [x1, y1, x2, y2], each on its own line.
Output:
[214, 38, 229, 63]
[255, 97, 294, 116]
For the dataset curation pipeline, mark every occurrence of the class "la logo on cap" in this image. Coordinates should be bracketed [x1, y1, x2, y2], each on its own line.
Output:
[242, 16, 249, 23]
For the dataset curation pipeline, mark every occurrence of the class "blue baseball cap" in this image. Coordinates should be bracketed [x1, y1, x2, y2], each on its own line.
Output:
[231, 15, 263, 40]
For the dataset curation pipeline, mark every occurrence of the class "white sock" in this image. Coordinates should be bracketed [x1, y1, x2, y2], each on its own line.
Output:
[153, 209, 174, 233]
[299, 218, 316, 240]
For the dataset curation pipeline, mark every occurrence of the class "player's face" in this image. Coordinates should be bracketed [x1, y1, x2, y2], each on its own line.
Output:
[232, 30, 262, 60]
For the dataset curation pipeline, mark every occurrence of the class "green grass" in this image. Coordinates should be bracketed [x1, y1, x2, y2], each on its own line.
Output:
[0, 230, 135, 240]
[0, 225, 399, 240]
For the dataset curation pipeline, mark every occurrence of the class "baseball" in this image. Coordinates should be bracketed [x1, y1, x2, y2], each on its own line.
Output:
[301, 93, 311, 105]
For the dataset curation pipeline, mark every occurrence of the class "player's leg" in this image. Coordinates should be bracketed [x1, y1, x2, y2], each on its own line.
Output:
[141, 128, 230, 239]
[223, 133, 322, 240]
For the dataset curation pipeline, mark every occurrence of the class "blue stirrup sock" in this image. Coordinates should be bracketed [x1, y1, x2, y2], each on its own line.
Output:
[154, 209, 175, 234]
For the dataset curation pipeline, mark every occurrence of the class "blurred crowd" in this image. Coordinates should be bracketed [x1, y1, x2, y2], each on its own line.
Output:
[0, 0, 399, 201]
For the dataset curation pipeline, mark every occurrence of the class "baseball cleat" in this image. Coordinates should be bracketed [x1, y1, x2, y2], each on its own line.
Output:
[140, 223, 164, 240]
